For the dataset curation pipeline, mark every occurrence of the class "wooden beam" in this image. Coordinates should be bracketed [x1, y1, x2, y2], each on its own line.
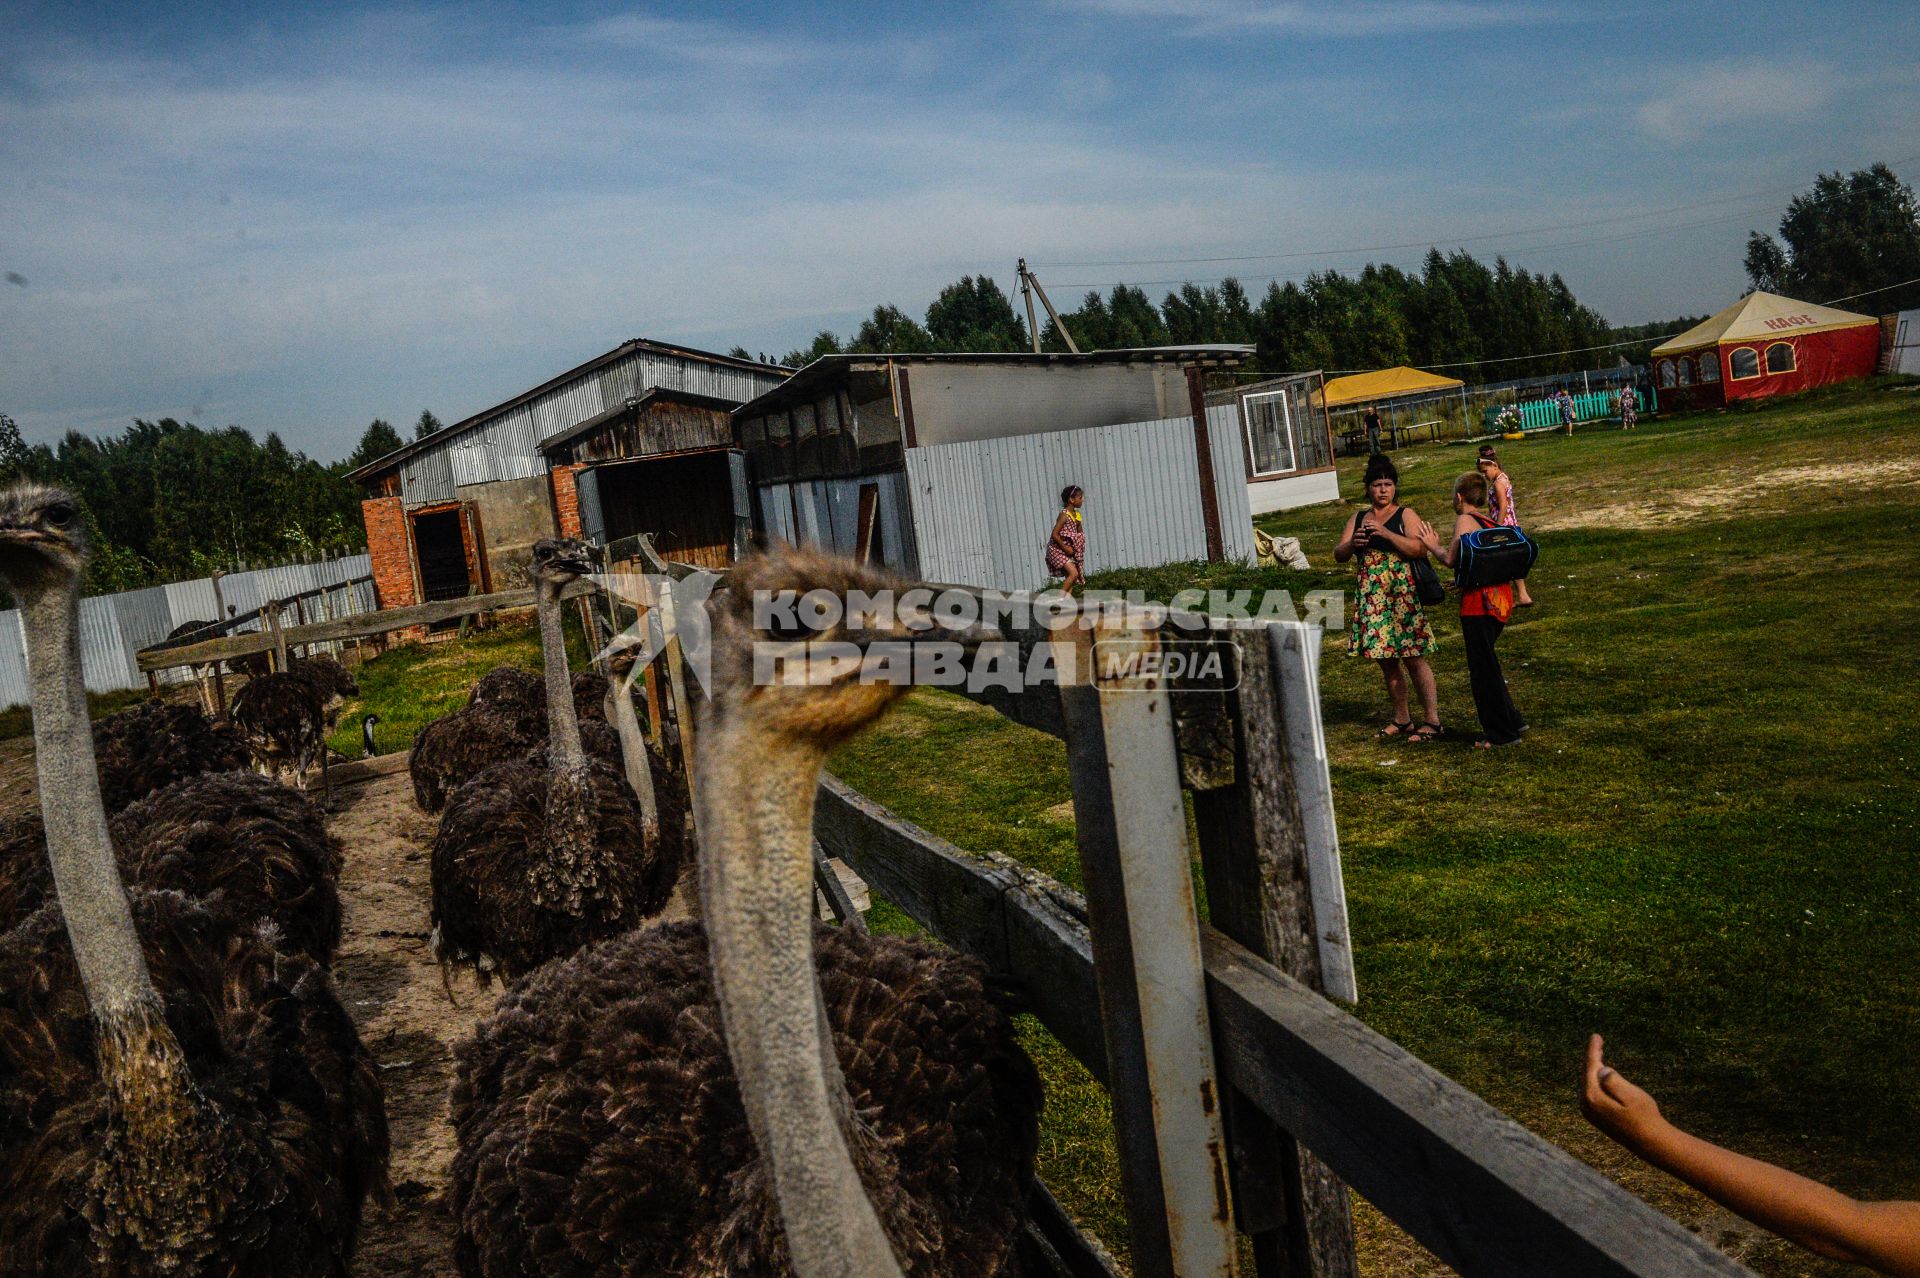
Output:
[1054, 622, 1238, 1278]
[1190, 624, 1357, 1278]
[138, 579, 595, 672]
[1187, 366, 1226, 561]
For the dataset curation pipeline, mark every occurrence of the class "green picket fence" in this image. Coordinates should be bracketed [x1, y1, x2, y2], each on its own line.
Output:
[1481, 387, 1653, 435]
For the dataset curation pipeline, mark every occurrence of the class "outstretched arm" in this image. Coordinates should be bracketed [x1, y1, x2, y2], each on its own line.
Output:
[1583, 1035, 1920, 1276]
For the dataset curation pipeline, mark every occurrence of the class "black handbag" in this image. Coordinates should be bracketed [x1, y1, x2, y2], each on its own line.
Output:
[1382, 508, 1447, 606]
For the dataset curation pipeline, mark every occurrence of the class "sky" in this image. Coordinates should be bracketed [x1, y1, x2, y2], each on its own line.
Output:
[3, 0, 1918, 463]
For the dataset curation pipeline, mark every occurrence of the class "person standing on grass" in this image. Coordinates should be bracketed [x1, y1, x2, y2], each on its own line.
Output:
[1433, 470, 1524, 748]
[1619, 383, 1639, 431]
[1477, 445, 1534, 608]
[1363, 403, 1384, 454]
[1558, 387, 1577, 434]
[1046, 484, 1087, 595]
[1583, 1036, 1920, 1276]
[1334, 454, 1444, 741]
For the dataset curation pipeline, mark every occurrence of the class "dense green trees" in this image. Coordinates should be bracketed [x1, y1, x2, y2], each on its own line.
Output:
[781, 251, 1648, 381]
[1746, 164, 1920, 314]
[413, 409, 445, 440]
[14, 419, 366, 594]
[344, 418, 404, 472]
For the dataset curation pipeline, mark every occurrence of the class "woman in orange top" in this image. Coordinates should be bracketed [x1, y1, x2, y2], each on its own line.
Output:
[1435, 470, 1525, 748]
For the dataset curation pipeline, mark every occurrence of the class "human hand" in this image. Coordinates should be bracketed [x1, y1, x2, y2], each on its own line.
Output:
[1582, 1034, 1669, 1155]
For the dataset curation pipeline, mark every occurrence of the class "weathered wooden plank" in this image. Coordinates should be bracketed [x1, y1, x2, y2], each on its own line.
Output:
[811, 777, 1106, 1079]
[811, 839, 867, 933]
[1055, 623, 1237, 1278]
[138, 579, 595, 671]
[1024, 1178, 1127, 1278]
[1190, 623, 1358, 1278]
[1202, 930, 1756, 1278]
[329, 751, 411, 786]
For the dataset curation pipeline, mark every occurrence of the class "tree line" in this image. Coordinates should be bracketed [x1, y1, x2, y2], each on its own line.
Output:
[756, 251, 1679, 384]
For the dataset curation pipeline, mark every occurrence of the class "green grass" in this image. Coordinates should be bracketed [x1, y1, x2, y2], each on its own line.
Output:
[320, 382, 1920, 1274]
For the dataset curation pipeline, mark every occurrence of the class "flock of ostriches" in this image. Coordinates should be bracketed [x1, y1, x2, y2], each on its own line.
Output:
[0, 480, 1046, 1278]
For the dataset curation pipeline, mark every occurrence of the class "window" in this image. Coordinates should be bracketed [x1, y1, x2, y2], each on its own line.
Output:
[1242, 390, 1296, 476]
[1729, 347, 1760, 380]
[1658, 359, 1677, 387]
[1677, 357, 1694, 386]
[1766, 342, 1796, 374]
[1698, 353, 1720, 383]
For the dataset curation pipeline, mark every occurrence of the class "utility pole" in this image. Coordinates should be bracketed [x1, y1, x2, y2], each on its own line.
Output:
[1018, 259, 1081, 354]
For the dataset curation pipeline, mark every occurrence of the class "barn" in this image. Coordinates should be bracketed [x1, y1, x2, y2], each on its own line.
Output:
[1650, 291, 1881, 409]
[349, 339, 787, 611]
[732, 347, 1261, 591]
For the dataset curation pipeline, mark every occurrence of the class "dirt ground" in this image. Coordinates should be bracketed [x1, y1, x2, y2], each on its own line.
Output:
[327, 763, 476, 1277]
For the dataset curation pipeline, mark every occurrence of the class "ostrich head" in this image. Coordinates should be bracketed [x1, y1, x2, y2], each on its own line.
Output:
[696, 545, 992, 1278]
[530, 537, 593, 589]
[702, 545, 984, 750]
[0, 483, 88, 594]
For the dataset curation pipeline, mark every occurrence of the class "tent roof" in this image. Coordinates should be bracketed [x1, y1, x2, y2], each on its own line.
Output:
[1650, 291, 1877, 355]
[1320, 366, 1464, 407]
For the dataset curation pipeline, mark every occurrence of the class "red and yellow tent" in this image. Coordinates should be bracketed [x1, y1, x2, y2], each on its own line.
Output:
[1650, 291, 1879, 407]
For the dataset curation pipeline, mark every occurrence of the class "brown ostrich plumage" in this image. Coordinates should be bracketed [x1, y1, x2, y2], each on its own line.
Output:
[427, 754, 682, 983]
[407, 674, 624, 814]
[450, 921, 1041, 1278]
[0, 772, 345, 964]
[0, 889, 391, 1276]
[91, 699, 252, 813]
[229, 655, 359, 790]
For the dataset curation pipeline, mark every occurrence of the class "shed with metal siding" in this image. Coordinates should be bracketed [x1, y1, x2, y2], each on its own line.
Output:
[733, 347, 1257, 590]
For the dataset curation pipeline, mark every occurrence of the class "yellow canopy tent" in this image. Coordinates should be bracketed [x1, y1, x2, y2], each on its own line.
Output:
[1319, 365, 1465, 408]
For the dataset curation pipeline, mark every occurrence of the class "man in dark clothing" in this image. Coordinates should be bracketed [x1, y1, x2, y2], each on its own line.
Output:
[1363, 404, 1384, 454]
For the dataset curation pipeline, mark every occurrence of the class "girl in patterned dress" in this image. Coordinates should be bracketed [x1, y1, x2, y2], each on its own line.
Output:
[1046, 484, 1087, 593]
[1477, 445, 1534, 608]
[1335, 455, 1444, 741]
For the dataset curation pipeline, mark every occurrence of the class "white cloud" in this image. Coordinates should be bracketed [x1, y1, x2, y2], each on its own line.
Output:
[1053, 0, 1562, 36]
[1636, 59, 1839, 145]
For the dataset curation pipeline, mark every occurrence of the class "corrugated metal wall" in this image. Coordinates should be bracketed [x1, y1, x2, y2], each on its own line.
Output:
[401, 350, 786, 501]
[902, 409, 1256, 591]
[0, 553, 376, 709]
[753, 472, 917, 575]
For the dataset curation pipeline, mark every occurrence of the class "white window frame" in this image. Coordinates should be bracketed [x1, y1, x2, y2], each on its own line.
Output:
[1765, 341, 1797, 374]
[1241, 389, 1298, 478]
[1729, 347, 1762, 381]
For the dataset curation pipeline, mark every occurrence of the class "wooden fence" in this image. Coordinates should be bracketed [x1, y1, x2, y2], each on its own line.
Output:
[135, 555, 1758, 1278]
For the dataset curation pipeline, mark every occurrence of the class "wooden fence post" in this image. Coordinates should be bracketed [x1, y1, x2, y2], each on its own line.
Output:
[263, 605, 287, 672]
[1189, 623, 1358, 1278]
[1054, 619, 1240, 1278]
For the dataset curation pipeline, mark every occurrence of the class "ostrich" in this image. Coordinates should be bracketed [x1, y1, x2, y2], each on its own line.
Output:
[448, 547, 1041, 1278]
[361, 712, 381, 758]
[229, 653, 359, 794]
[0, 769, 347, 964]
[408, 667, 621, 814]
[0, 482, 388, 1274]
[90, 698, 251, 812]
[428, 538, 683, 983]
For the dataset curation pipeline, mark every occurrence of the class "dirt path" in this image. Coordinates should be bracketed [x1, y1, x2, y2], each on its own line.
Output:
[327, 765, 482, 1278]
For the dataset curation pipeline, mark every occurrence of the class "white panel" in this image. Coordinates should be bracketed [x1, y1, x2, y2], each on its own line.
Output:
[0, 611, 28, 710]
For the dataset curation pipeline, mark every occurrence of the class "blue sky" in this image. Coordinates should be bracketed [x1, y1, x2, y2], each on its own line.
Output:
[3, 0, 1917, 462]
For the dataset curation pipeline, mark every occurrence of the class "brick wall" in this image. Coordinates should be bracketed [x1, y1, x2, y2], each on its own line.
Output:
[361, 497, 417, 611]
[550, 463, 585, 540]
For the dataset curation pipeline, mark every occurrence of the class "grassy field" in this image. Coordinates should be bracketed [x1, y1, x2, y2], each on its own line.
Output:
[278, 381, 1915, 1275]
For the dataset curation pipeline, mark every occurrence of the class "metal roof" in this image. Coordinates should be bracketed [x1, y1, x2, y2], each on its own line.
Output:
[348, 338, 790, 482]
[537, 387, 743, 454]
[731, 345, 1256, 419]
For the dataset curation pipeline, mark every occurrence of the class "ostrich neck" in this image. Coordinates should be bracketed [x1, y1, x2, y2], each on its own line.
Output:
[697, 713, 903, 1278]
[20, 584, 160, 1020]
[537, 580, 584, 769]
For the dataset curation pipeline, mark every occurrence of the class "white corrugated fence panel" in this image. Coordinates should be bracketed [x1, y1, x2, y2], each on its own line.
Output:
[1207, 403, 1258, 562]
[0, 612, 27, 710]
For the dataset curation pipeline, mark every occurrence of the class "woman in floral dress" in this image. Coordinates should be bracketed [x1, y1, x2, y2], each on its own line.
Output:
[1335, 455, 1444, 740]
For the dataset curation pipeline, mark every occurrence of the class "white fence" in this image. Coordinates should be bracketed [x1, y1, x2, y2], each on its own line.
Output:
[0, 554, 375, 709]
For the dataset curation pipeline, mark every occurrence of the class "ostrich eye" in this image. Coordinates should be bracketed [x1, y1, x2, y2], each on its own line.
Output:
[44, 504, 75, 529]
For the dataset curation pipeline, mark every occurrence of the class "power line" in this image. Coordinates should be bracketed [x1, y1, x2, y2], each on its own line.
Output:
[1033, 152, 1920, 275]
